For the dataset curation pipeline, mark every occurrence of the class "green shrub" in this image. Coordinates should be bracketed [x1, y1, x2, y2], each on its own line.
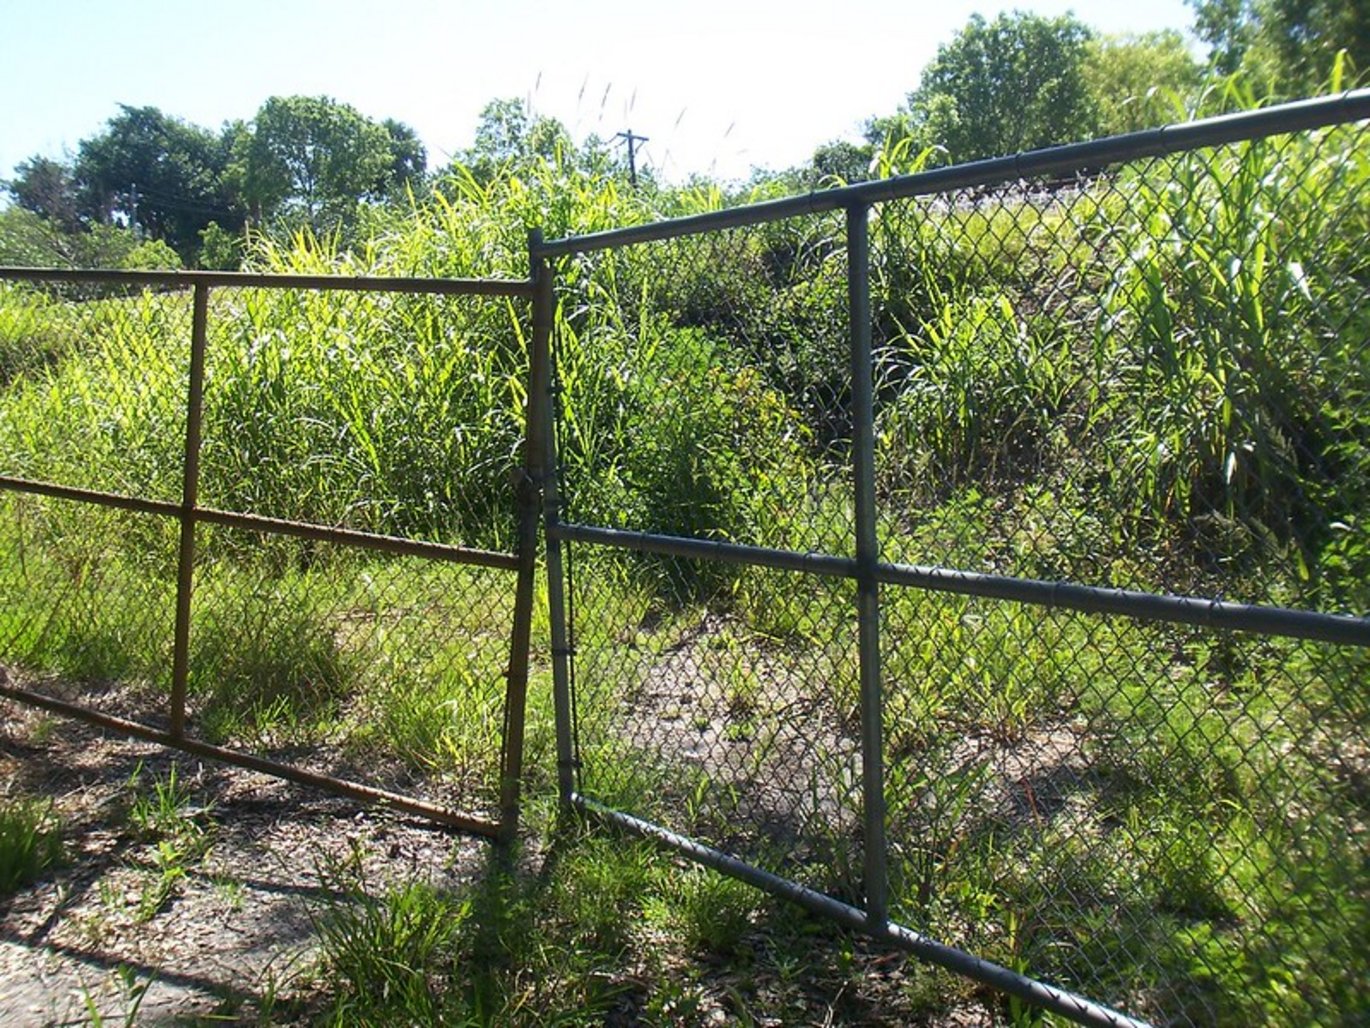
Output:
[0, 794, 62, 894]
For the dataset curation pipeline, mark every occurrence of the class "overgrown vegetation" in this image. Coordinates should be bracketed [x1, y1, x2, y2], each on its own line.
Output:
[1, 8, 1367, 1025]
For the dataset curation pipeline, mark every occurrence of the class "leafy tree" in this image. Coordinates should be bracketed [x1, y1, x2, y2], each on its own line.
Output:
[197, 220, 245, 271]
[380, 118, 427, 196]
[73, 104, 239, 259]
[5, 157, 82, 232]
[239, 95, 393, 229]
[0, 206, 180, 270]
[1084, 31, 1205, 135]
[903, 12, 1099, 161]
[1187, 0, 1370, 89]
[810, 140, 874, 184]
[455, 98, 574, 180]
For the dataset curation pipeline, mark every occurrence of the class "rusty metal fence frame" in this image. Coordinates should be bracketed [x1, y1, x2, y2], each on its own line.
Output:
[531, 90, 1370, 1026]
[0, 266, 546, 841]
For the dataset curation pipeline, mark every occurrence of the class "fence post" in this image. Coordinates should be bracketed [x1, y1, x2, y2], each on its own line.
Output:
[169, 282, 208, 740]
[498, 239, 552, 841]
[848, 201, 888, 929]
[528, 232, 577, 807]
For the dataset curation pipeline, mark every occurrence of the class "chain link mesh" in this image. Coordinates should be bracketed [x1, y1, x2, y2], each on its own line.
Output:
[185, 525, 516, 815]
[0, 276, 531, 822]
[554, 119, 1369, 1024]
[872, 122, 1369, 1024]
[0, 283, 187, 724]
[0, 497, 175, 725]
[0, 283, 191, 501]
[200, 287, 528, 548]
[553, 216, 867, 896]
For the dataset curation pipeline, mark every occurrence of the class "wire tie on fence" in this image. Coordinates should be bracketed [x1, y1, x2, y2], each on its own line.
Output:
[552, 646, 577, 658]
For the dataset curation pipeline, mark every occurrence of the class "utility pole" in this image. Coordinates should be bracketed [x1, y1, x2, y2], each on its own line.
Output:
[615, 129, 648, 188]
[129, 182, 139, 237]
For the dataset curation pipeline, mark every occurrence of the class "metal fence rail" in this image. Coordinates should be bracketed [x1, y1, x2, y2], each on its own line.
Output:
[3, 89, 1368, 1027]
[0, 267, 543, 838]
[533, 90, 1370, 1026]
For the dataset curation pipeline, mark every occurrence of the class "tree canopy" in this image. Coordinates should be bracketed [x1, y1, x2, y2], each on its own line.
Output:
[238, 95, 421, 229]
[903, 11, 1098, 161]
[5, 1, 1367, 270]
[1083, 31, 1205, 136]
[453, 98, 576, 181]
[1188, 0, 1370, 87]
[75, 104, 239, 259]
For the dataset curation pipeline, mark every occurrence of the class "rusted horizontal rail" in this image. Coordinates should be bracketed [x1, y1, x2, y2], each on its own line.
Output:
[0, 475, 181, 519]
[0, 475, 520, 570]
[0, 266, 534, 297]
[573, 794, 1147, 1028]
[550, 522, 1370, 647]
[0, 679, 499, 835]
[534, 89, 1370, 257]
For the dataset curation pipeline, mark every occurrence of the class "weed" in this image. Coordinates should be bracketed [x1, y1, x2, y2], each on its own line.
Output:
[124, 762, 213, 921]
[0, 792, 63, 893]
[79, 965, 151, 1028]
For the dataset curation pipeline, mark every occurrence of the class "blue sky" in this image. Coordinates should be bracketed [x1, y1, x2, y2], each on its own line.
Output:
[2, 0, 1198, 184]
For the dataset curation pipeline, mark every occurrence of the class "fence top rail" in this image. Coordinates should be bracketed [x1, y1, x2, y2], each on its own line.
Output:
[534, 88, 1370, 258]
[0, 266, 535, 298]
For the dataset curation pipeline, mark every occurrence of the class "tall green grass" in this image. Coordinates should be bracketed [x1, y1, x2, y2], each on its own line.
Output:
[0, 107, 1365, 1024]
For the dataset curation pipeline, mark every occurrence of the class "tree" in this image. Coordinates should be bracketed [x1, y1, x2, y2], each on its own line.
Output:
[5, 157, 82, 232]
[0, 206, 179, 270]
[380, 118, 427, 196]
[73, 104, 239, 259]
[810, 140, 874, 185]
[454, 98, 574, 180]
[239, 95, 393, 228]
[1084, 31, 1205, 135]
[903, 12, 1099, 161]
[1187, 0, 1370, 89]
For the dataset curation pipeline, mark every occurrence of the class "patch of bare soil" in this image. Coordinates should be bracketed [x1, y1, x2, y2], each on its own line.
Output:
[0, 692, 489, 1027]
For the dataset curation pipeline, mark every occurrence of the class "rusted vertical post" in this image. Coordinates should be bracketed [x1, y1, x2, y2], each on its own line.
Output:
[498, 235, 551, 841]
[848, 201, 888, 929]
[170, 282, 209, 739]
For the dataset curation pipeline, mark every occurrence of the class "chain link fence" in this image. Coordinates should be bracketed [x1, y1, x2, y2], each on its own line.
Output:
[3, 90, 1367, 1027]
[0, 269, 542, 835]
[537, 95, 1370, 1025]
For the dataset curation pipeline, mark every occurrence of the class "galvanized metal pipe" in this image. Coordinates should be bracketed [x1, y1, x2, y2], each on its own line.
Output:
[874, 560, 1370, 647]
[0, 680, 500, 836]
[169, 282, 209, 738]
[572, 794, 1150, 1028]
[497, 235, 552, 840]
[548, 522, 1370, 647]
[0, 266, 535, 297]
[549, 521, 858, 577]
[530, 242, 578, 805]
[532, 89, 1370, 258]
[847, 202, 888, 929]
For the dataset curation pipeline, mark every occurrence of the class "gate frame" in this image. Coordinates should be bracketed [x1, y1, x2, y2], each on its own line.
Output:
[0, 266, 543, 840]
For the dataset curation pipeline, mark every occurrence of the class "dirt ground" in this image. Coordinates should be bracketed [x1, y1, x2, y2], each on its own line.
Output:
[0, 693, 491, 1027]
